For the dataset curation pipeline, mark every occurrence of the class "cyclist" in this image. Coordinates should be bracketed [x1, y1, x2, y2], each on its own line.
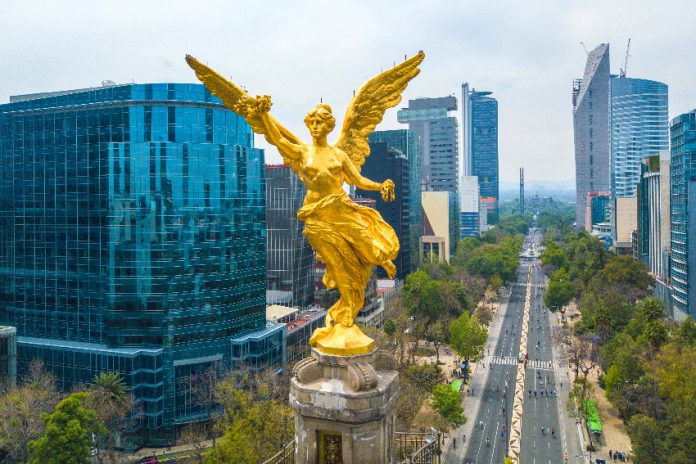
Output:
[486, 436, 490, 447]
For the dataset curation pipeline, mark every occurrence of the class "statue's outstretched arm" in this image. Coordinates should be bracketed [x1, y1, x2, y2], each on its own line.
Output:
[257, 107, 304, 161]
[341, 151, 395, 202]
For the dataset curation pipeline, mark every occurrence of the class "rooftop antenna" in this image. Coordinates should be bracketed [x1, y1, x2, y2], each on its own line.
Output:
[619, 38, 631, 78]
[580, 42, 589, 56]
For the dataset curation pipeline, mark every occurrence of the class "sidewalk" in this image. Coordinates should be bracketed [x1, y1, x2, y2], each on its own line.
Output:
[551, 310, 633, 463]
[442, 293, 510, 462]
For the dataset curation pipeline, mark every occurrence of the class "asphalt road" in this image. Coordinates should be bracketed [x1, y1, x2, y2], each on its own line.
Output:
[458, 263, 529, 464]
[519, 253, 565, 464]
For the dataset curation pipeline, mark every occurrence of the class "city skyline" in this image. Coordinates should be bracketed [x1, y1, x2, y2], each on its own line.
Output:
[2, 1, 695, 184]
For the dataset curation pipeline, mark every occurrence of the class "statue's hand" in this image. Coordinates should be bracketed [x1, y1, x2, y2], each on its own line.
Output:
[380, 179, 395, 202]
[233, 94, 272, 118]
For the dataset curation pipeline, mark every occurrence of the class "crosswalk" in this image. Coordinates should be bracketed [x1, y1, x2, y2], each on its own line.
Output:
[526, 359, 555, 370]
[487, 356, 558, 371]
[489, 356, 520, 365]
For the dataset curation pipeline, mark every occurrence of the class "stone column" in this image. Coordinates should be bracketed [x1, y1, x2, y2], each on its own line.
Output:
[290, 348, 399, 464]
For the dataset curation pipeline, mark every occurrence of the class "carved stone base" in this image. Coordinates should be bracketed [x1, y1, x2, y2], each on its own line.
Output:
[290, 348, 399, 464]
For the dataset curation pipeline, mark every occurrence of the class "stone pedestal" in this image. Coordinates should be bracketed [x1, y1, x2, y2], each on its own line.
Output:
[290, 348, 399, 464]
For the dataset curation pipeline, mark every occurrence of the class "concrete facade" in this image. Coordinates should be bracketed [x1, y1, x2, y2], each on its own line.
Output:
[573, 44, 611, 230]
[422, 191, 455, 262]
[614, 196, 637, 254]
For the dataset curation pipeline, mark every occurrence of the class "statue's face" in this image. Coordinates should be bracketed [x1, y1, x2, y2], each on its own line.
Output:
[306, 116, 331, 138]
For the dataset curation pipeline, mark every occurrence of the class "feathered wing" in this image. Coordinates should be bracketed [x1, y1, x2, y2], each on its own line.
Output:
[185, 55, 304, 173]
[335, 51, 425, 173]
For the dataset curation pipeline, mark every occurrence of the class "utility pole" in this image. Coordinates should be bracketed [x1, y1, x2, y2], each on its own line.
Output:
[520, 168, 525, 215]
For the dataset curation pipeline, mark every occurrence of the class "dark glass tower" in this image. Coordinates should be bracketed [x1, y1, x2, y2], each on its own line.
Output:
[265, 164, 314, 307]
[0, 84, 284, 446]
[367, 130, 421, 280]
[356, 141, 409, 280]
[469, 90, 499, 223]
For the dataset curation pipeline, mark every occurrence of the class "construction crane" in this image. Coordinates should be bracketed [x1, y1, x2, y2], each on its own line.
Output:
[580, 42, 589, 56]
[620, 38, 631, 78]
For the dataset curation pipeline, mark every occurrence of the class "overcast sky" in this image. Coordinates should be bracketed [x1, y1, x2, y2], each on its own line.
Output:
[2, 0, 695, 184]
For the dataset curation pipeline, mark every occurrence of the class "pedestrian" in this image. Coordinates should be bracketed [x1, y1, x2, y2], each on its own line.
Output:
[534, 391, 537, 397]
[609, 450, 613, 459]
[541, 426, 545, 436]
[462, 433, 466, 443]
[453, 438, 456, 449]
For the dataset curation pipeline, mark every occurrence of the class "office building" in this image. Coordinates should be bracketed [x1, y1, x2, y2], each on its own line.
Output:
[610, 78, 669, 198]
[460, 176, 480, 238]
[585, 192, 611, 232]
[265, 165, 314, 308]
[368, 129, 422, 279]
[462, 83, 499, 222]
[356, 141, 409, 279]
[610, 77, 668, 246]
[670, 109, 696, 320]
[397, 96, 459, 193]
[614, 196, 637, 254]
[0, 83, 284, 446]
[421, 191, 458, 262]
[635, 156, 661, 274]
[573, 43, 611, 230]
[0, 326, 17, 391]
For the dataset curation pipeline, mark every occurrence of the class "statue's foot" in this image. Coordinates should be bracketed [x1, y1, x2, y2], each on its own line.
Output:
[312, 324, 376, 356]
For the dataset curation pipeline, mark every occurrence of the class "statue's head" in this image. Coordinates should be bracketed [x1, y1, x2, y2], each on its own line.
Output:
[304, 104, 336, 138]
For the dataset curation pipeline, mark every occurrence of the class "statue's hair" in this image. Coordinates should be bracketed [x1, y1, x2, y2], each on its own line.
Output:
[304, 104, 336, 131]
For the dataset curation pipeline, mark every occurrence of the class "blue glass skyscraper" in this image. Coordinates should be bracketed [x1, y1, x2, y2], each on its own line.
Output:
[470, 90, 499, 222]
[610, 78, 669, 198]
[0, 83, 284, 446]
[670, 109, 696, 320]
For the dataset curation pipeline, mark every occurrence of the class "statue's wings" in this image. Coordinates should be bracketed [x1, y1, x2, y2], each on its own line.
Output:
[335, 51, 425, 173]
[185, 55, 304, 172]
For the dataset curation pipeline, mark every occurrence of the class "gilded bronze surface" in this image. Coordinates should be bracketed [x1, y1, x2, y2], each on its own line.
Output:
[186, 52, 425, 355]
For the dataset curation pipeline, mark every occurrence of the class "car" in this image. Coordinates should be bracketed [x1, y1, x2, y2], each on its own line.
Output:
[138, 457, 159, 464]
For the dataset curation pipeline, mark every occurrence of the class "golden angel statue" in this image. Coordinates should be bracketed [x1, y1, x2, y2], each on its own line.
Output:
[186, 51, 425, 355]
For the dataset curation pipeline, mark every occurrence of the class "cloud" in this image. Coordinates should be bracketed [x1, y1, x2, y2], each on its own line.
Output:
[1, 0, 694, 183]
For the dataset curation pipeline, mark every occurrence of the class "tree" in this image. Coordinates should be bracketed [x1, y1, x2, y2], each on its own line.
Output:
[383, 318, 396, 336]
[558, 330, 596, 380]
[179, 366, 221, 447]
[28, 392, 105, 464]
[430, 384, 466, 429]
[206, 382, 293, 464]
[473, 304, 494, 327]
[540, 243, 569, 271]
[449, 312, 487, 365]
[545, 268, 575, 315]
[567, 376, 597, 450]
[488, 274, 504, 293]
[0, 360, 60, 463]
[86, 372, 132, 464]
[628, 414, 666, 464]
[178, 423, 208, 464]
[650, 343, 696, 462]
[402, 364, 445, 393]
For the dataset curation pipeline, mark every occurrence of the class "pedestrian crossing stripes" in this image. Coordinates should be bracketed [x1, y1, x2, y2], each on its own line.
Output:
[489, 356, 519, 365]
[526, 359, 555, 370]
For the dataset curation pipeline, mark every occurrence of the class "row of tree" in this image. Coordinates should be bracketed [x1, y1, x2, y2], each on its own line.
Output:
[0, 365, 133, 464]
[540, 220, 696, 463]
